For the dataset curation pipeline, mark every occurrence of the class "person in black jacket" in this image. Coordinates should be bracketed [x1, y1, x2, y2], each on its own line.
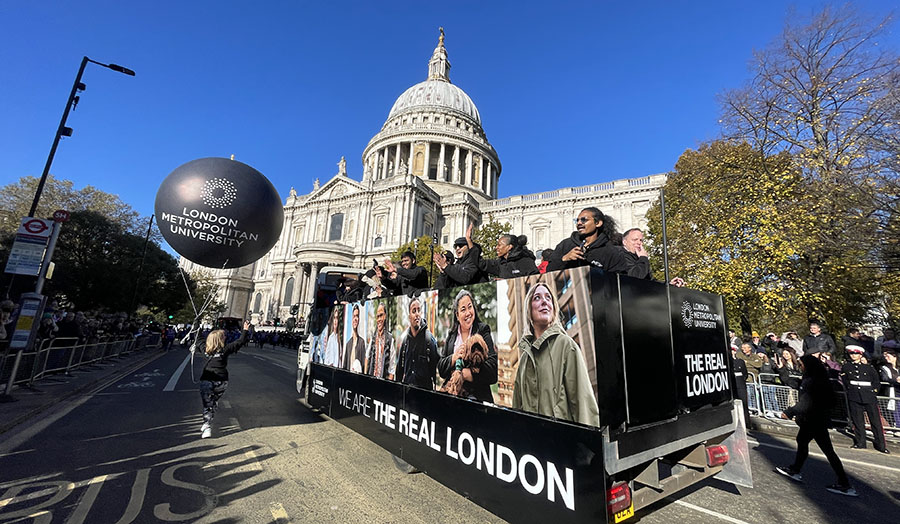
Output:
[842, 344, 888, 453]
[384, 251, 429, 295]
[776, 353, 856, 496]
[199, 320, 251, 439]
[434, 224, 489, 287]
[480, 234, 538, 279]
[802, 321, 836, 356]
[546, 207, 629, 273]
[437, 289, 498, 402]
[396, 297, 439, 389]
[433, 249, 455, 290]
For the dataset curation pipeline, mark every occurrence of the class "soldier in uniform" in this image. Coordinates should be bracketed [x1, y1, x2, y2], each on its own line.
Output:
[841, 344, 889, 453]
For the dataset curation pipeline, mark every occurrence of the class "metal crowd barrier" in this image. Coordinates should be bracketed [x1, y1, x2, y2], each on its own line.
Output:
[749, 372, 900, 432]
[1, 332, 162, 391]
[744, 371, 762, 416]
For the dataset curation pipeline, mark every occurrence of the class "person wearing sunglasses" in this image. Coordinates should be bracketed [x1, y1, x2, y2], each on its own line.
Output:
[546, 207, 628, 273]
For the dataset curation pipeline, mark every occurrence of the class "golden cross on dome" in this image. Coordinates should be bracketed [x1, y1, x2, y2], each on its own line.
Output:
[439, 27, 444, 45]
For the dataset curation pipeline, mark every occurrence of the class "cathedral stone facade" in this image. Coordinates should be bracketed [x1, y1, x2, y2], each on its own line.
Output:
[187, 31, 665, 322]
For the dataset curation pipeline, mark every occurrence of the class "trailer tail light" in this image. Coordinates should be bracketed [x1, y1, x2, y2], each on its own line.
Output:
[706, 444, 730, 467]
[607, 481, 633, 522]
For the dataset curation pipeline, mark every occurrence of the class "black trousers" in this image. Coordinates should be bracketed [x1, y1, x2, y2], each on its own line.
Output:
[848, 399, 886, 450]
[792, 421, 849, 486]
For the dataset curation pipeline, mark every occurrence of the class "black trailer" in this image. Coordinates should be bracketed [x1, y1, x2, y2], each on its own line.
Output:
[297, 267, 751, 523]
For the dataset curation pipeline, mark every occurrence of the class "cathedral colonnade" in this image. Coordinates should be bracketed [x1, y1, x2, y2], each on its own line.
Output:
[365, 141, 497, 199]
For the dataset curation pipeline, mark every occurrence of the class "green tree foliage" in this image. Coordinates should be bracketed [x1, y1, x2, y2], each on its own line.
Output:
[169, 270, 225, 324]
[646, 142, 801, 334]
[473, 214, 512, 260]
[38, 210, 186, 315]
[0, 175, 150, 237]
[390, 235, 444, 287]
[717, 6, 898, 330]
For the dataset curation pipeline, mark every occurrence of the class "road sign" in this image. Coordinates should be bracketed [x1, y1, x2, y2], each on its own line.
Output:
[53, 209, 71, 222]
[5, 217, 52, 276]
[17, 217, 52, 238]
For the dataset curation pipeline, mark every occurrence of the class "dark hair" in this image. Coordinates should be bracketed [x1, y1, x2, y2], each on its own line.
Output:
[500, 234, 528, 247]
[622, 227, 642, 239]
[580, 207, 618, 240]
[846, 327, 859, 335]
[541, 249, 554, 260]
[444, 250, 455, 264]
[401, 250, 416, 261]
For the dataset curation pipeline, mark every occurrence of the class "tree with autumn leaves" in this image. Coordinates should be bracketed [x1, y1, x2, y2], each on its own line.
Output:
[648, 6, 898, 335]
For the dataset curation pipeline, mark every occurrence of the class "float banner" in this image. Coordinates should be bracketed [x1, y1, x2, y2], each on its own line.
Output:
[308, 267, 602, 429]
[307, 363, 333, 416]
[320, 365, 607, 524]
[670, 287, 732, 411]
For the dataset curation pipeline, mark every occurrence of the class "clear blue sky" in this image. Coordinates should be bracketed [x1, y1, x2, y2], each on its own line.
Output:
[2, 2, 896, 225]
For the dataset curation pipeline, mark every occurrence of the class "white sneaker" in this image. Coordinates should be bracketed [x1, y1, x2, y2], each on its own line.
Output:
[200, 421, 210, 433]
[201, 427, 212, 439]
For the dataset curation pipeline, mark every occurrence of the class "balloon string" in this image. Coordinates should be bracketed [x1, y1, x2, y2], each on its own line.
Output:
[179, 260, 229, 384]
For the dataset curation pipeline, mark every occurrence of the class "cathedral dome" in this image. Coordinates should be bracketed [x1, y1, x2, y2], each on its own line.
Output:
[362, 28, 500, 202]
[387, 80, 481, 125]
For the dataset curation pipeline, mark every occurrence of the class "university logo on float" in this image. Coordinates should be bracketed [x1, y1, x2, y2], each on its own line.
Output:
[681, 300, 722, 330]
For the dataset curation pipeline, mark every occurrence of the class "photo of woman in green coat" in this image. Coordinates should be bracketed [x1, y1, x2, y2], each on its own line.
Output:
[512, 282, 600, 427]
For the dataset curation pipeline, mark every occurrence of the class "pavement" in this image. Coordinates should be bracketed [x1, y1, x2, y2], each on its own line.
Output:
[3, 346, 900, 456]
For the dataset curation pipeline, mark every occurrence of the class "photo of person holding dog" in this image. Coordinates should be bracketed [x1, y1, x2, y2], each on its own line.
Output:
[437, 289, 498, 402]
[512, 281, 600, 427]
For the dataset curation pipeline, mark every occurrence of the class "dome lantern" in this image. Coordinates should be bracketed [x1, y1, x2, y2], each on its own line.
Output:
[427, 27, 451, 82]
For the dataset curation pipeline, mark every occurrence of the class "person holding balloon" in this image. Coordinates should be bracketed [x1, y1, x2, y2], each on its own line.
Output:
[199, 319, 251, 439]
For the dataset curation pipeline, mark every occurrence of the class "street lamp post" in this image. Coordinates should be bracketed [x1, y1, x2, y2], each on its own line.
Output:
[28, 56, 135, 218]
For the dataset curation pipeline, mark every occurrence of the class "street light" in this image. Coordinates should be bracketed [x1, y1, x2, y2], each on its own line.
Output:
[28, 56, 135, 217]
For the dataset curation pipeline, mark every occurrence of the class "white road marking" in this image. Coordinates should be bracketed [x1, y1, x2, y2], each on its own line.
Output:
[114, 468, 150, 524]
[244, 449, 263, 473]
[670, 500, 751, 524]
[165, 354, 192, 391]
[748, 439, 900, 473]
[270, 502, 289, 522]
[67, 474, 108, 524]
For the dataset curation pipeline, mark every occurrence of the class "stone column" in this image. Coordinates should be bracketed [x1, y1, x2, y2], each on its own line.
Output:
[382, 147, 390, 179]
[486, 161, 493, 197]
[452, 146, 460, 183]
[394, 144, 401, 176]
[438, 143, 446, 181]
[465, 149, 473, 187]
[407, 142, 414, 175]
[307, 263, 320, 309]
[422, 141, 431, 179]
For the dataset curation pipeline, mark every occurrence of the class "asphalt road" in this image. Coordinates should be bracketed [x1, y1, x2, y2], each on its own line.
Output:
[1, 344, 899, 523]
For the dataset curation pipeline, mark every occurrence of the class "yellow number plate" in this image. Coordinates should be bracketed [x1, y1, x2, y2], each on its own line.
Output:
[613, 503, 634, 523]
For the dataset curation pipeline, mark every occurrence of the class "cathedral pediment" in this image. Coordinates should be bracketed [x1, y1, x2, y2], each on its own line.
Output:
[306, 176, 366, 204]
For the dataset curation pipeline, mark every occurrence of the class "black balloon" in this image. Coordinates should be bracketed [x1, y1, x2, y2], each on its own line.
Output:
[155, 157, 284, 269]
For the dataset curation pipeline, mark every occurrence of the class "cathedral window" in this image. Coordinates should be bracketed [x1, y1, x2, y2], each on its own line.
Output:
[329, 213, 344, 241]
[253, 293, 262, 313]
[283, 278, 294, 306]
